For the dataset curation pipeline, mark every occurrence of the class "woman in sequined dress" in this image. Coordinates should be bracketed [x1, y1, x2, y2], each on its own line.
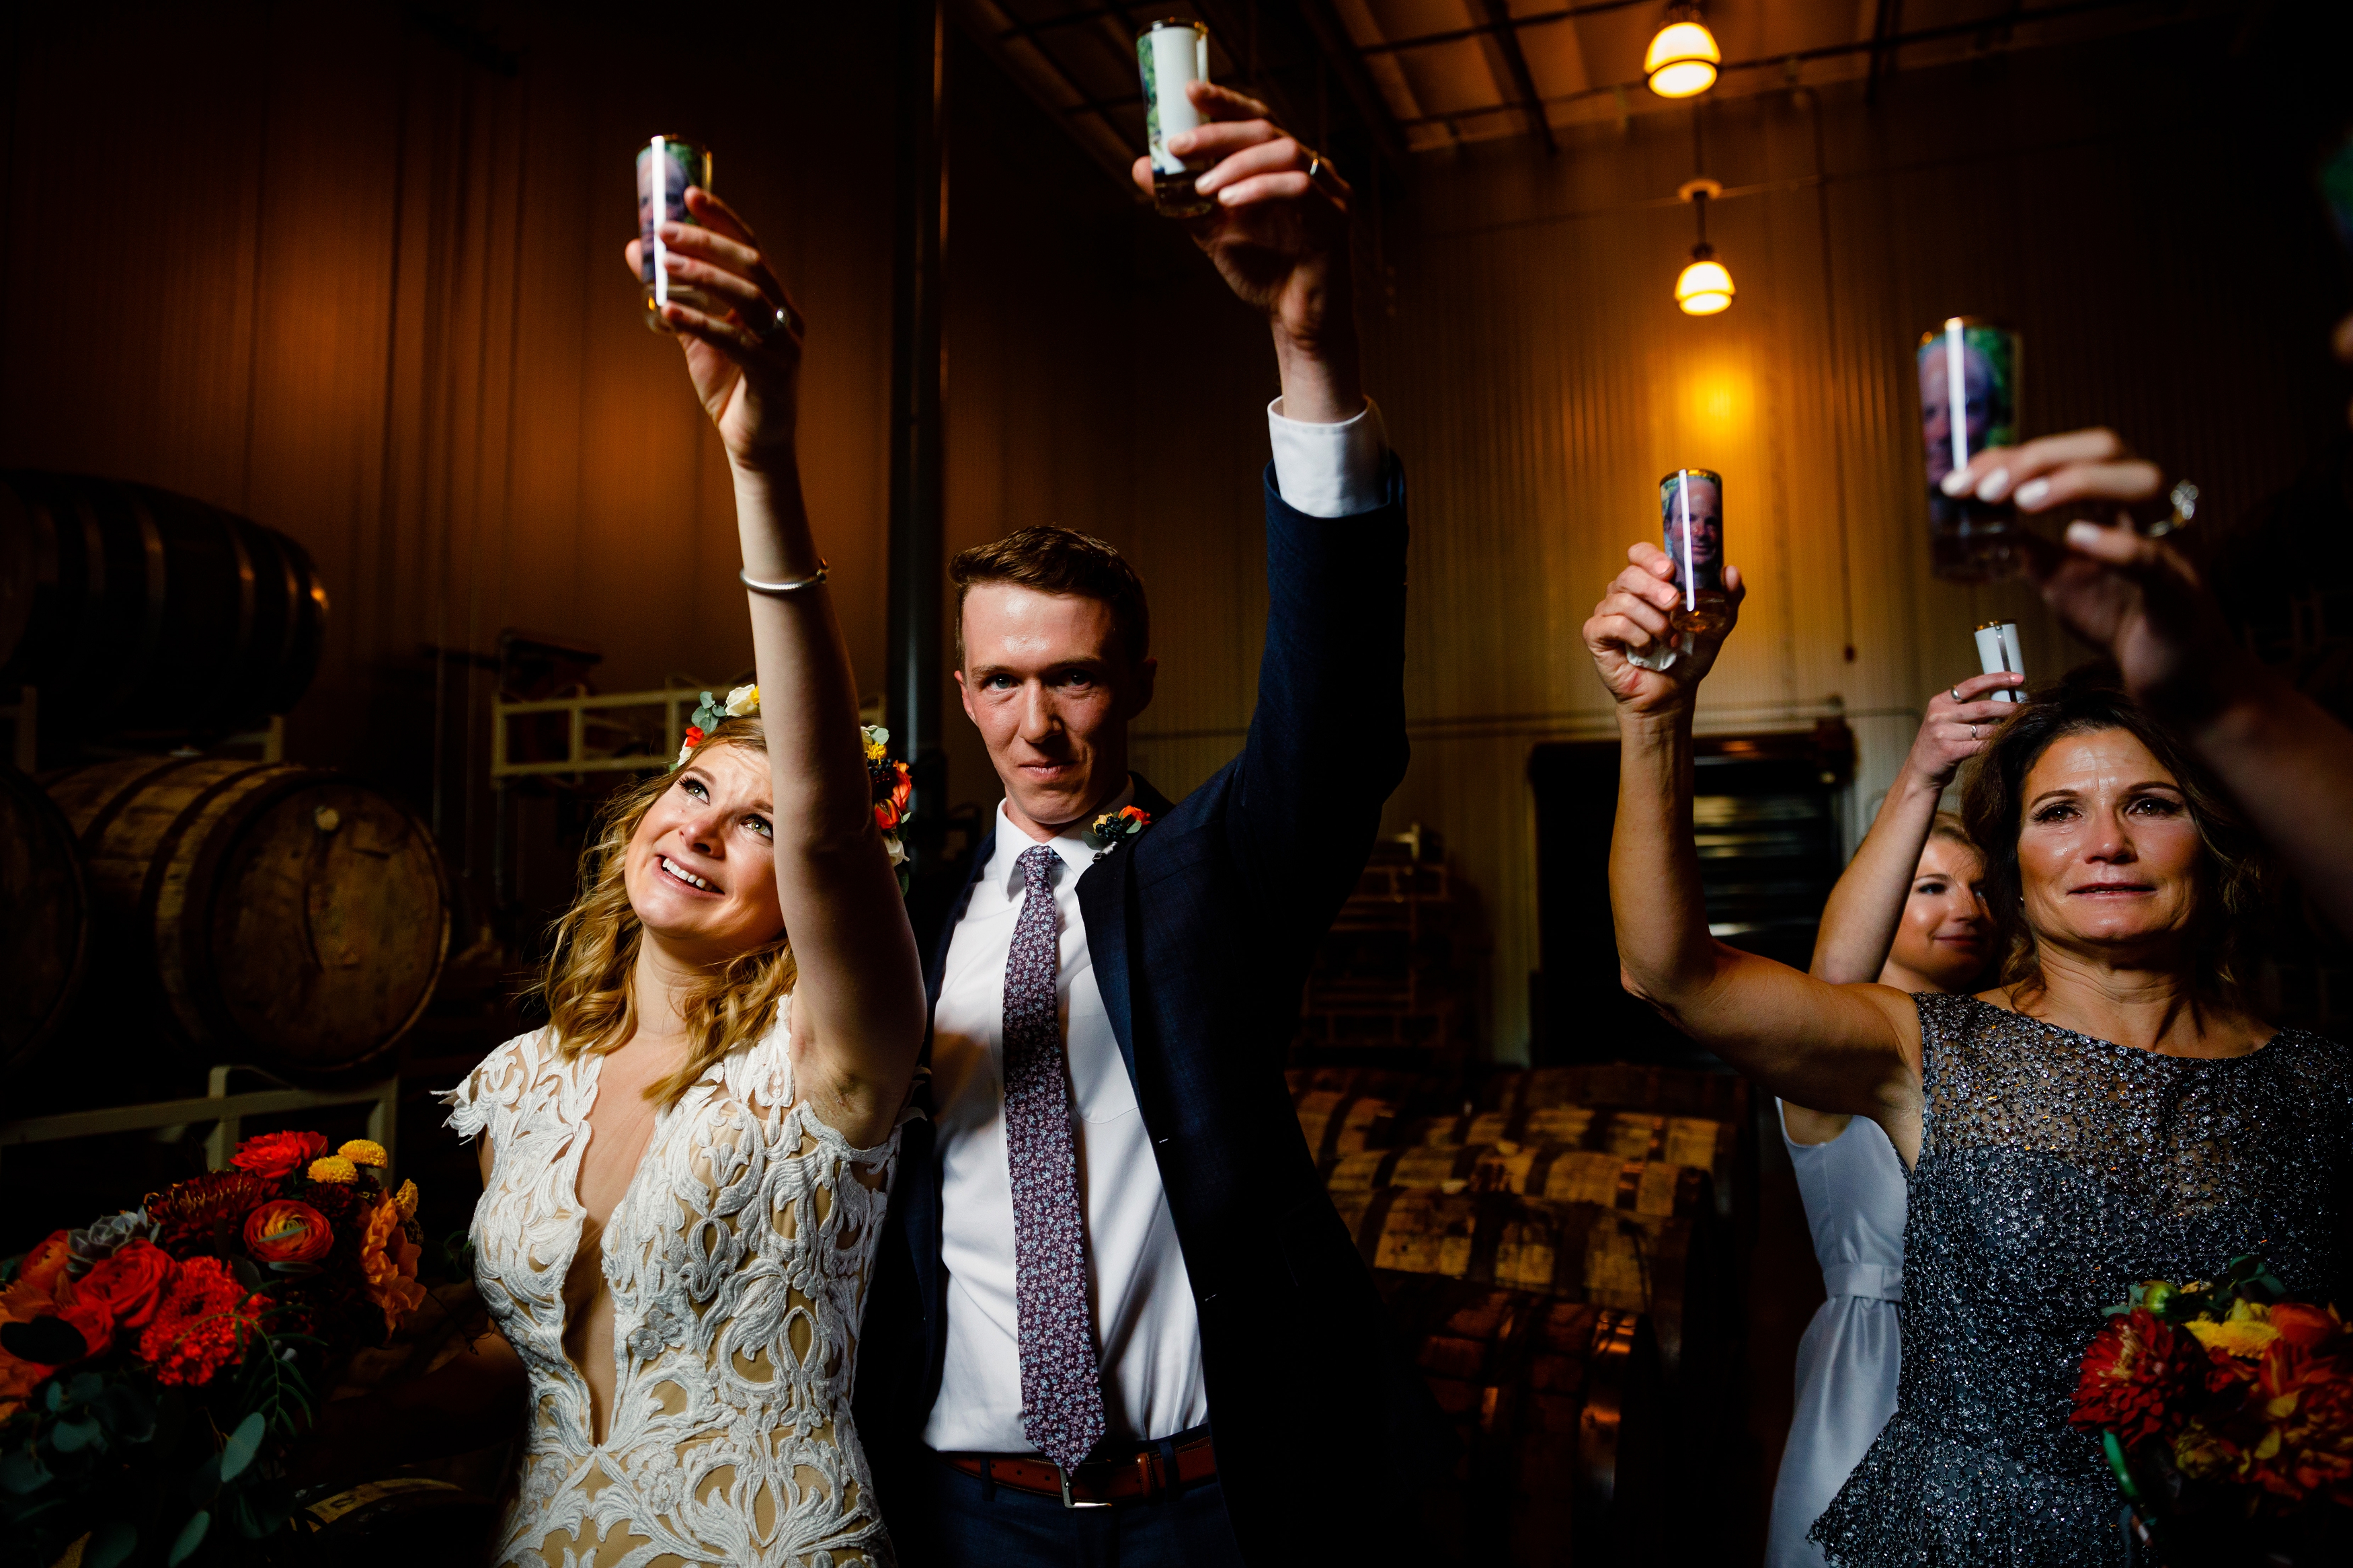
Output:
[1767, 669, 2011, 1568]
[1581, 502, 2353, 1563]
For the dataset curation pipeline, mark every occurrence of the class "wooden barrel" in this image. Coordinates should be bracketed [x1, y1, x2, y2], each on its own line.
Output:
[1482, 1061, 1749, 1125]
[1406, 1104, 1738, 1221]
[1332, 1186, 1720, 1384]
[0, 767, 88, 1077]
[48, 757, 447, 1073]
[0, 472, 328, 736]
[1328, 1145, 1714, 1220]
[1291, 1089, 1397, 1167]
[1380, 1275, 1662, 1565]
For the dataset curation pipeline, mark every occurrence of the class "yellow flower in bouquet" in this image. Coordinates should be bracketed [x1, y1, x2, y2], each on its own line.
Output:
[337, 1138, 388, 1168]
[2189, 1297, 2281, 1360]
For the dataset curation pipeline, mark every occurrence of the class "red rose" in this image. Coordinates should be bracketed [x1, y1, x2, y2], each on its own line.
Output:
[2073, 1307, 2208, 1448]
[2269, 1302, 2344, 1352]
[76, 1241, 175, 1329]
[13, 1231, 71, 1296]
[683, 725, 705, 749]
[243, 1200, 333, 1264]
[231, 1129, 329, 1181]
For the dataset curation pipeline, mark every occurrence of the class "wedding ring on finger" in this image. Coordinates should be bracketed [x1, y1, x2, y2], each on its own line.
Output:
[1950, 686, 1964, 704]
[2143, 480, 2198, 538]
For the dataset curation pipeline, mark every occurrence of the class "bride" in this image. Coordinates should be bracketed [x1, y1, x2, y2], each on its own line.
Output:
[331, 188, 925, 1565]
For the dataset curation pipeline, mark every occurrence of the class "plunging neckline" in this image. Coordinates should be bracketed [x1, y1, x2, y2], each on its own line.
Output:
[559, 1046, 670, 1450]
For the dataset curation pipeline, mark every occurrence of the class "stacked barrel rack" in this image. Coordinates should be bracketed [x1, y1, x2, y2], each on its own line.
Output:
[1289, 1061, 1754, 1566]
[1294, 831, 1473, 1073]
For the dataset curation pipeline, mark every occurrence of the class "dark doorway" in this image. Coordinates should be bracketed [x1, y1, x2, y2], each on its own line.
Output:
[1528, 720, 1855, 1067]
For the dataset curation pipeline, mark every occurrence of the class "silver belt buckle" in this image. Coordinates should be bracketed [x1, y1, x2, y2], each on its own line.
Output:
[1059, 1464, 1112, 1510]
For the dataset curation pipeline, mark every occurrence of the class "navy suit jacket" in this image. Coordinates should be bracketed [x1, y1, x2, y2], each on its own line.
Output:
[853, 461, 1442, 1561]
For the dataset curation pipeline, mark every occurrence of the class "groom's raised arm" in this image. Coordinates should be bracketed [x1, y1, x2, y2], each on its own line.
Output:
[1133, 85, 1409, 938]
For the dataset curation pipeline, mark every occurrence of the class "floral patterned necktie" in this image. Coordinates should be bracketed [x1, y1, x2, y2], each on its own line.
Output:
[1002, 843, 1107, 1473]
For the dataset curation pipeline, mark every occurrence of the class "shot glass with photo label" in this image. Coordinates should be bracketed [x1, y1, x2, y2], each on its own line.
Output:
[1975, 620, 2025, 702]
[638, 134, 715, 331]
[1628, 467, 1726, 671]
[1139, 19, 1213, 219]
[1919, 317, 2024, 581]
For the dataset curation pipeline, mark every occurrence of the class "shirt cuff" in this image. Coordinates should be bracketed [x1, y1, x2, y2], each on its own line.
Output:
[1267, 396, 1389, 519]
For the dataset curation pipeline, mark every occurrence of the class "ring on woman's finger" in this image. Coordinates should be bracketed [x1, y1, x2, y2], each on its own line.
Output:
[756, 302, 800, 346]
[1950, 686, 1963, 703]
[2143, 479, 2198, 538]
[1970, 724, 1980, 741]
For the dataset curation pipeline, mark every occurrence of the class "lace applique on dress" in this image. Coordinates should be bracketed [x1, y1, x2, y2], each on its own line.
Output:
[1807, 995, 2353, 1567]
[445, 1024, 903, 1568]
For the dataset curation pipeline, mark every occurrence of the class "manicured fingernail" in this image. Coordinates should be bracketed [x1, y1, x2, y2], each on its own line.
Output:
[1169, 131, 1193, 153]
[1977, 466, 2012, 502]
[2066, 521, 2100, 547]
[1939, 468, 1972, 497]
[2013, 477, 2050, 509]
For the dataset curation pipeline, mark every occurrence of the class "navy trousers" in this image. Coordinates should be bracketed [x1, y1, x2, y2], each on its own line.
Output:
[893, 1437, 1248, 1568]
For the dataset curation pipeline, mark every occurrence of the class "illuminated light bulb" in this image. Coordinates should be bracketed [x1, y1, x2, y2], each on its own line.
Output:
[1676, 251, 1734, 315]
[1646, 14, 1721, 99]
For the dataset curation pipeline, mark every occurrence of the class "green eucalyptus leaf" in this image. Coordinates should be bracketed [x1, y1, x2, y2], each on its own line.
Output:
[166, 1510, 210, 1567]
[218, 1411, 264, 1482]
[0, 1446, 50, 1493]
[188, 1451, 222, 1499]
[65, 1373, 103, 1405]
[83, 1519, 136, 1568]
[48, 1416, 100, 1454]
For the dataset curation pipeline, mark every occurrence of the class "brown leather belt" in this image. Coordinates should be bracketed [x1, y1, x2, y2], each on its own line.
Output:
[942, 1432, 1217, 1508]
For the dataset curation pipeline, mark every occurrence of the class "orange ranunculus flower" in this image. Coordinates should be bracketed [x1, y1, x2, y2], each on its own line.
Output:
[2268, 1302, 2345, 1352]
[15, 1230, 72, 1296]
[75, 1240, 175, 1329]
[358, 1194, 425, 1337]
[243, 1200, 333, 1265]
[231, 1128, 329, 1181]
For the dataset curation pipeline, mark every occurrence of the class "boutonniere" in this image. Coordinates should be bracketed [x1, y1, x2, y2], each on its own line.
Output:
[1087, 805, 1152, 859]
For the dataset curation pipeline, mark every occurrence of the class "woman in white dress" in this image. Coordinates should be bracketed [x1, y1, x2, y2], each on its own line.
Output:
[1765, 671, 2016, 1568]
[319, 189, 926, 1567]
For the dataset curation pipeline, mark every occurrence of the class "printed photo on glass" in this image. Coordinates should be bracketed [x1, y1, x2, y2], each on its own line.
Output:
[638, 135, 714, 331]
[1918, 317, 2024, 581]
[1139, 19, 1213, 219]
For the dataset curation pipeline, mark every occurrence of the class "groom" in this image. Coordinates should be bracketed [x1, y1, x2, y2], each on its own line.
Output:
[854, 84, 1438, 1566]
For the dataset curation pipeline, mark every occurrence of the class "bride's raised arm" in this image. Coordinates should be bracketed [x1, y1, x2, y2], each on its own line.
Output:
[1583, 541, 1925, 1159]
[634, 189, 926, 1146]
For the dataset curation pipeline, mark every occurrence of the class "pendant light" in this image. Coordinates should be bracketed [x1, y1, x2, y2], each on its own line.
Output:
[1675, 177, 1733, 315]
[1646, 3, 1721, 99]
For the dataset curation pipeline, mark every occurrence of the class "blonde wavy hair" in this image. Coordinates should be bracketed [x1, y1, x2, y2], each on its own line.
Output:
[530, 716, 796, 1106]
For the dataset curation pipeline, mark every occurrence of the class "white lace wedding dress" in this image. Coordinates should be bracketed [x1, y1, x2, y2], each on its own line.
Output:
[444, 1022, 903, 1567]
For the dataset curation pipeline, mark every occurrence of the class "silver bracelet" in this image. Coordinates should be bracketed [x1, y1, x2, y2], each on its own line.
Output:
[739, 561, 830, 596]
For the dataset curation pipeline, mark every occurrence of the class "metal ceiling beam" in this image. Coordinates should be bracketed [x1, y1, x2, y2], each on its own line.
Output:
[1289, 0, 1411, 179]
[1353, 0, 1651, 59]
[1390, 0, 2182, 130]
[1478, 0, 1558, 154]
[954, 0, 1144, 180]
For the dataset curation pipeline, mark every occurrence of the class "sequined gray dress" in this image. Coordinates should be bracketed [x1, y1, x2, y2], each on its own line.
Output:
[1808, 994, 2353, 1567]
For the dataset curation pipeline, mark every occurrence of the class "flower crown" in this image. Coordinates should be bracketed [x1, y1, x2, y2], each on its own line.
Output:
[676, 684, 913, 891]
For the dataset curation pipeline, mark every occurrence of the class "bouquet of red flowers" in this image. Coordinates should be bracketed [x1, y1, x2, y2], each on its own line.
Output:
[0, 1131, 427, 1566]
[2072, 1253, 2353, 1565]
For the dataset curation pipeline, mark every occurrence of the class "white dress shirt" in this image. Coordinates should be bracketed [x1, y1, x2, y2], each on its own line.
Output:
[922, 399, 1388, 1454]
